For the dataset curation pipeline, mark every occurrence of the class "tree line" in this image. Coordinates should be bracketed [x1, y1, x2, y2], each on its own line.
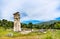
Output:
[0, 19, 60, 29]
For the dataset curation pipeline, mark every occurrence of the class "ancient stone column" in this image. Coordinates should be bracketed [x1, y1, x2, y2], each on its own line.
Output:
[13, 12, 21, 32]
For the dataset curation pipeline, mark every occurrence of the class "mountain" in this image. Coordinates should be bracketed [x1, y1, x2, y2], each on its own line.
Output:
[21, 20, 41, 24]
[55, 17, 60, 20]
[21, 19, 60, 24]
[37, 20, 60, 25]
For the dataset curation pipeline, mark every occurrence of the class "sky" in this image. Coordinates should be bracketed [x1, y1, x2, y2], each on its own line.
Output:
[0, 0, 60, 23]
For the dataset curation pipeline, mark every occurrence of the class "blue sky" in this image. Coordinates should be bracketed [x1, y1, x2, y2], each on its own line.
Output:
[0, 0, 60, 23]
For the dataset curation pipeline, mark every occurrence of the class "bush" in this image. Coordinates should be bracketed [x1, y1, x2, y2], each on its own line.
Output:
[45, 36, 52, 39]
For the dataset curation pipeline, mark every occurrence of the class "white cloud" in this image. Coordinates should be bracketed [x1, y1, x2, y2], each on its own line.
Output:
[1, 0, 60, 22]
[1, 0, 27, 21]
[21, 0, 60, 21]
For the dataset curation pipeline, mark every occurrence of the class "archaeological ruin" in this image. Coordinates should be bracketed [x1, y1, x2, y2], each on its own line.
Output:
[13, 12, 21, 32]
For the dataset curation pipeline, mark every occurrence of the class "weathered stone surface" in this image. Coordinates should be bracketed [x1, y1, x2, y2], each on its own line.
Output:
[13, 12, 21, 32]
[6, 33, 13, 37]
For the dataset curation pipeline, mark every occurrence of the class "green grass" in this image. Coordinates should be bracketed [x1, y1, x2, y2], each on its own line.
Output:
[0, 28, 60, 39]
[52, 30, 60, 39]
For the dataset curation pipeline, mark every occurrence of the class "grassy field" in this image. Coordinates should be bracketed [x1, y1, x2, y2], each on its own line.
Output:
[0, 28, 60, 39]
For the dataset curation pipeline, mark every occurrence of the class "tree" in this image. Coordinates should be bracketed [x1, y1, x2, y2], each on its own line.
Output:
[21, 23, 27, 28]
[28, 22, 33, 29]
[0, 19, 13, 29]
[54, 22, 60, 29]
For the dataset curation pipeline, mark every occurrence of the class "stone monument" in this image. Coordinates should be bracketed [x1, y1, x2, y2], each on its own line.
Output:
[13, 12, 21, 32]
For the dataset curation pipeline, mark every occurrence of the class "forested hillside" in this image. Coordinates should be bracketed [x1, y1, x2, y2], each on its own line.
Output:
[0, 19, 13, 29]
[0, 19, 60, 29]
